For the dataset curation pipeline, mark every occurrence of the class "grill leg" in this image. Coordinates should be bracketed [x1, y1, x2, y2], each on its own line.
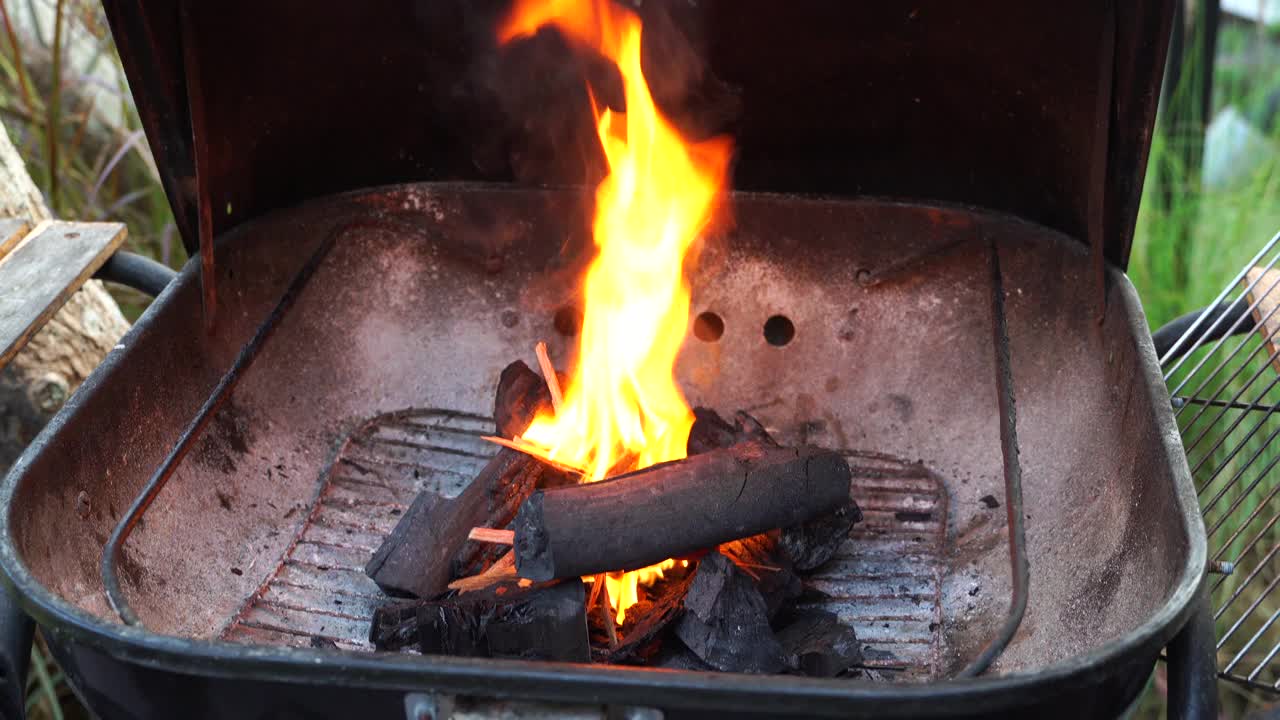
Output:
[1167, 589, 1219, 720]
[0, 582, 33, 720]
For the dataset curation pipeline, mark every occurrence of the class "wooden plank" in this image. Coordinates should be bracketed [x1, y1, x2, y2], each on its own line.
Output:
[0, 221, 127, 368]
[0, 218, 30, 260]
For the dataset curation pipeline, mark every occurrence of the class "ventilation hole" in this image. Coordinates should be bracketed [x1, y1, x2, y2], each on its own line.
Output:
[553, 305, 581, 337]
[763, 315, 795, 346]
[692, 311, 724, 342]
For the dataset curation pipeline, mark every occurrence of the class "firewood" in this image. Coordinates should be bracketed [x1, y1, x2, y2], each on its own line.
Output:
[775, 609, 863, 677]
[448, 552, 516, 593]
[371, 579, 590, 662]
[674, 552, 785, 673]
[512, 441, 852, 581]
[365, 361, 567, 598]
[779, 503, 863, 572]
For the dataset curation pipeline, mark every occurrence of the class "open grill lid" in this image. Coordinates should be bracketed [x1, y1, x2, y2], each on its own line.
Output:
[102, 0, 1173, 270]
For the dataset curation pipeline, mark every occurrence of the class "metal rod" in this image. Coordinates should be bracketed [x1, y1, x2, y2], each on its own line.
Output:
[1208, 471, 1280, 541]
[1162, 230, 1280, 372]
[1213, 499, 1280, 562]
[1247, 638, 1280, 683]
[1172, 396, 1280, 414]
[99, 221, 381, 624]
[955, 241, 1029, 678]
[1203, 439, 1280, 529]
[1212, 520, 1280, 596]
[1185, 358, 1280, 483]
[1213, 544, 1280, 625]
[1176, 318, 1280, 451]
[179, 0, 217, 334]
[1173, 274, 1280, 428]
[1225, 604, 1280, 674]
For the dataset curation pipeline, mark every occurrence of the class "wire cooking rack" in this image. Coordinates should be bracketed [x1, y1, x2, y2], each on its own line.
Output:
[1161, 229, 1280, 693]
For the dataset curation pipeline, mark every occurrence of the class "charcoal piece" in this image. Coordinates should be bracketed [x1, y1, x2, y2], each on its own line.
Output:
[719, 531, 802, 618]
[654, 643, 715, 671]
[687, 408, 776, 456]
[372, 579, 590, 663]
[370, 601, 425, 651]
[514, 441, 852, 582]
[366, 361, 567, 599]
[675, 552, 785, 673]
[366, 449, 567, 598]
[779, 503, 863, 572]
[494, 360, 553, 439]
[775, 609, 862, 677]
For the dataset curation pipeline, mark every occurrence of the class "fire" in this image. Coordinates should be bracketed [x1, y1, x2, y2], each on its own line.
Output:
[498, 0, 731, 624]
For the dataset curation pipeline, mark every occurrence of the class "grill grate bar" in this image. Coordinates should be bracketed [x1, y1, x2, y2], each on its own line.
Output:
[221, 409, 954, 679]
[1225, 606, 1280, 674]
[1164, 238, 1280, 387]
[1208, 540, 1280, 620]
[1213, 503, 1280, 564]
[1174, 270, 1280, 424]
[1162, 228, 1280, 693]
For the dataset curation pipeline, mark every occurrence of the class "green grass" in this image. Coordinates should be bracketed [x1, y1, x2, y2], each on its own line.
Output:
[0, 3, 1278, 719]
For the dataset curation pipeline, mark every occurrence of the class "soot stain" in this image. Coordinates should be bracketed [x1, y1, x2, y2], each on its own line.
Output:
[193, 399, 257, 475]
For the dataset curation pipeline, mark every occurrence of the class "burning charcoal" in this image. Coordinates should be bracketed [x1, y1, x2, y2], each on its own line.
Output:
[591, 571, 695, 664]
[675, 552, 785, 673]
[719, 531, 802, 618]
[366, 361, 568, 599]
[775, 609, 862, 678]
[779, 503, 863, 572]
[372, 579, 590, 663]
[512, 441, 852, 582]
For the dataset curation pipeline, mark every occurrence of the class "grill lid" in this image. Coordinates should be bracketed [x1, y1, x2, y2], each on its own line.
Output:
[102, 0, 1173, 270]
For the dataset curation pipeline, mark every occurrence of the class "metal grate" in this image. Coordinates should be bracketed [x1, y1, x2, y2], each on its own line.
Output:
[223, 409, 951, 677]
[1161, 230, 1280, 693]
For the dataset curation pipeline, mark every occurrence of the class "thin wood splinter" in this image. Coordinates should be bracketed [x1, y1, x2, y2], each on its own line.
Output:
[468, 527, 516, 545]
[601, 579, 620, 649]
[479, 436, 586, 475]
[534, 341, 563, 413]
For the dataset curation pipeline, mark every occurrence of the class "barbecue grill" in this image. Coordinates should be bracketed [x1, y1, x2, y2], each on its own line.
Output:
[0, 1, 1220, 718]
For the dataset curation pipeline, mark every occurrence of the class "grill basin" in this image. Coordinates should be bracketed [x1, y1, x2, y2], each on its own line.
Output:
[0, 186, 1203, 718]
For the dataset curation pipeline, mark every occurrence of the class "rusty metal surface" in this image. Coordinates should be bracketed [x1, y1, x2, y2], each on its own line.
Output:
[4, 185, 1195, 681]
[100, 1, 1174, 269]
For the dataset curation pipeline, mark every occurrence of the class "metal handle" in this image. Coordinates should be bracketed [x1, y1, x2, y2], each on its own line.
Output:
[93, 250, 178, 298]
[1153, 300, 1256, 362]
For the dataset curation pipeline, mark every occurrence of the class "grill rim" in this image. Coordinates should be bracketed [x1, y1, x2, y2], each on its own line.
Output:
[0, 184, 1207, 716]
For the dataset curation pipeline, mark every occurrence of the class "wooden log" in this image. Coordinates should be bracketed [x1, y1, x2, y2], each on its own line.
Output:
[370, 579, 590, 662]
[674, 552, 785, 673]
[512, 441, 852, 581]
[775, 609, 862, 677]
[365, 361, 565, 598]
[779, 503, 862, 572]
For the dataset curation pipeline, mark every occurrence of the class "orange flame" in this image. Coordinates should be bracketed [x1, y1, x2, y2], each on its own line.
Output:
[498, 0, 731, 624]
